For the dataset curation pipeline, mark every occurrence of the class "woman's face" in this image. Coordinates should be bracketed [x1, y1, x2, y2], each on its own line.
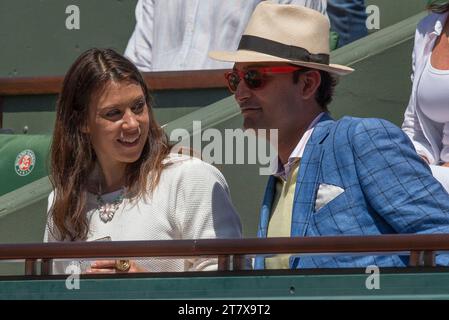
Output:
[84, 81, 150, 172]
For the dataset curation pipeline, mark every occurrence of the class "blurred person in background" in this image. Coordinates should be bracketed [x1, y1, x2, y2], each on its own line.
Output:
[125, 0, 327, 71]
[327, 0, 368, 47]
[402, 0, 449, 192]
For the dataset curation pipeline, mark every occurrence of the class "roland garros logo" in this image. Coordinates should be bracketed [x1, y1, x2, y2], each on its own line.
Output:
[14, 149, 36, 176]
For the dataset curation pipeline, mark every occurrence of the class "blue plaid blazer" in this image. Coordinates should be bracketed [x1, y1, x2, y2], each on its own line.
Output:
[255, 114, 449, 269]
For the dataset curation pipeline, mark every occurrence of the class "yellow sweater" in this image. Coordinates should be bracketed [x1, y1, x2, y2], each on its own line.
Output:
[265, 162, 300, 269]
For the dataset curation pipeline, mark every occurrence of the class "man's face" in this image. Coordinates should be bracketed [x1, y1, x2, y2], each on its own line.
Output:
[233, 62, 304, 131]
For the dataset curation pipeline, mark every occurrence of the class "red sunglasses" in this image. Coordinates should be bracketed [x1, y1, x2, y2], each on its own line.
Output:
[224, 66, 302, 93]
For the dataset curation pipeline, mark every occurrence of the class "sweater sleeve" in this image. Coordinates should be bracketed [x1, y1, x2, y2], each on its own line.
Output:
[43, 191, 71, 274]
[173, 158, 243, 271]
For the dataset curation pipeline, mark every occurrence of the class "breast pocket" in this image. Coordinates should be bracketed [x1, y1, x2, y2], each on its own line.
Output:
[307, 190, 363, 236]
[314, 183, 345, 212]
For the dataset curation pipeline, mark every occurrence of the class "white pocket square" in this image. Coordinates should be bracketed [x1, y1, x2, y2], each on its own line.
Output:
[315, 183, 345, 212]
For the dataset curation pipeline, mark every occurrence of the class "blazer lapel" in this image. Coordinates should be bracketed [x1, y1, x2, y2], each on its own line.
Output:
[291, 117, 333, 238]
[257, 175, 276, 238]
[289, 119, 333, 269]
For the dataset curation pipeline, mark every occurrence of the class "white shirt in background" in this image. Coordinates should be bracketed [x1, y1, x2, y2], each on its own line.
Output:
[124, 0, 327, 71]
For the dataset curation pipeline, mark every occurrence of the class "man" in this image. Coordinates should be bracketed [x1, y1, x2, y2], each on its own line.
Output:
[124, 0, 326, 71]
[209, 2, 449, 268]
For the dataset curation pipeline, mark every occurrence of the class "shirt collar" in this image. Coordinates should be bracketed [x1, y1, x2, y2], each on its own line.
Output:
[274, 112, 325, 180]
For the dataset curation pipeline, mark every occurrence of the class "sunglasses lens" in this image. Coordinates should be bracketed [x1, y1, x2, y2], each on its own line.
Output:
[227, 72, 240, 92]
[226, 69, 265, 93]
[244, 70, 263, 89]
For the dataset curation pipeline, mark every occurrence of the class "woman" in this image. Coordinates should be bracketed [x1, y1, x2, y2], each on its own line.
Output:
[402, 1, 449, 166]
[44, 48, 242, 273]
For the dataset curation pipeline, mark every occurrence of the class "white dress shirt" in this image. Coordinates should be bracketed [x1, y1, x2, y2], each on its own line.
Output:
[274, 112, 325, 180]
[124, 0, 327, 71]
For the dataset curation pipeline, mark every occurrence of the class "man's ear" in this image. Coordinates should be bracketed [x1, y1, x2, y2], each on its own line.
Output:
[300, 70, 321, 100]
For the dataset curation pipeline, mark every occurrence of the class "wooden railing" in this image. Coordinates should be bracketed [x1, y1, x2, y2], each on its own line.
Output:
[1, 234, 449, 276]
[0, 70, 229, 96]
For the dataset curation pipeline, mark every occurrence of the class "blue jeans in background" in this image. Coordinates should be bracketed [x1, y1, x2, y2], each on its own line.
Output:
[327, 0, 368, 47]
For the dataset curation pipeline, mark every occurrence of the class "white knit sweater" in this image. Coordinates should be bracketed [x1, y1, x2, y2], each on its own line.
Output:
[44, 154, 242, 273]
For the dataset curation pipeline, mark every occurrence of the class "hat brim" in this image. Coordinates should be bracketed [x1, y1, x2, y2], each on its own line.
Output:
[209, 50, 353, 76]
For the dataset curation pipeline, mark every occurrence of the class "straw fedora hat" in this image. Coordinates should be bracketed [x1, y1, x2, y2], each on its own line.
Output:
[209, 1, 353, 76]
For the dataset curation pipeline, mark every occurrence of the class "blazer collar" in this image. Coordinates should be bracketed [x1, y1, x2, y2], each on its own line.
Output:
[308, 112, 334, 144]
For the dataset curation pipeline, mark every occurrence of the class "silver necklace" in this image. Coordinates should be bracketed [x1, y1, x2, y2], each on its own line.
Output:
[96, 186, 124, 223]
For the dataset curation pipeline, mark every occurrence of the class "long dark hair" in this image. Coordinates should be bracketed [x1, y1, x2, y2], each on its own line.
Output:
[428, 0, 449, 13]
[50, 48, 171, 241]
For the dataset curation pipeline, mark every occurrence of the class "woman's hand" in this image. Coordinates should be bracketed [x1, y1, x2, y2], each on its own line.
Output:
[85, 260, 146, 273]
[441, 162, 449, 168]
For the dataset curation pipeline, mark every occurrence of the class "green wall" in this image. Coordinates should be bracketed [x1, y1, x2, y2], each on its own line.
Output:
[0, 0, 138, 77]
[0, 0, 427, 77]
[365, 0, 427, 30]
